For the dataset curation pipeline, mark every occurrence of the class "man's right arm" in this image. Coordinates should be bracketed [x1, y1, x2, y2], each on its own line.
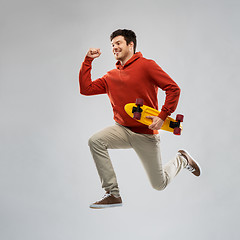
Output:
[79, 48, 107, 96]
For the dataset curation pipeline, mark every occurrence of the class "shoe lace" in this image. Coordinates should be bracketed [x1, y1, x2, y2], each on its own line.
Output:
[96, 193, 111, 203]
[186, 164, 195, 173]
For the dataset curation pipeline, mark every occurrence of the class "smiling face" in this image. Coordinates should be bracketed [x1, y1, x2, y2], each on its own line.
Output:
[111, 35, 134, 65]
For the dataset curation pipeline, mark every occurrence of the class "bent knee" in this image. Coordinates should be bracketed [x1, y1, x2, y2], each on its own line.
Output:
[88, 135, 95, 147]
[88, 134, 106, 149]
[88, 135, 98, 147]
[152, 182, 167, 191]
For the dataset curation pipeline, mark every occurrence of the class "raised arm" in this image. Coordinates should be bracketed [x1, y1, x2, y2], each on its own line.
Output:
[79, 48, 107, 96]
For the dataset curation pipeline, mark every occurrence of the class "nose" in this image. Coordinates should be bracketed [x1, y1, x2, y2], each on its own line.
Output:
[112, 45, 118, 52]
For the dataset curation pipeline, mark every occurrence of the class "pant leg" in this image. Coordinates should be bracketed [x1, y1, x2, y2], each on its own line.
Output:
[88, 124, 131, 197]
[130, 133, 187, 190]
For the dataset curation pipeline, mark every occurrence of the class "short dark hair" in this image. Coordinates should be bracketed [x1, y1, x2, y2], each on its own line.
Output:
[110, 29, 137, 53]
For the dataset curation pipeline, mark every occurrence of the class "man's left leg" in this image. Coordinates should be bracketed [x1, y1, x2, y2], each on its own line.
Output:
[130, 133, 187, 190]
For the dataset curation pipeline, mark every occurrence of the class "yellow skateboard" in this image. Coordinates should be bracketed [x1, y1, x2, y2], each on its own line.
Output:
[124, 98, 184, 135]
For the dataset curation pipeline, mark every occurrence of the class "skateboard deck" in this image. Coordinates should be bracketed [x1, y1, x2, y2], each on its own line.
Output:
[124, 99, 184, 135]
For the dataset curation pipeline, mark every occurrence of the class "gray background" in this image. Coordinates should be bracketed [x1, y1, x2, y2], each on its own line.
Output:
[1, 0, 240, 239]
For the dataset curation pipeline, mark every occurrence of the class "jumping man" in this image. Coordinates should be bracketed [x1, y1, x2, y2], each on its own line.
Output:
[79, 29, 201, 209]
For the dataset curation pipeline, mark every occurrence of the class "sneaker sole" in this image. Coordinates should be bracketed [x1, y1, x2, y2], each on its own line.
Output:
[89, 203, 123, 209]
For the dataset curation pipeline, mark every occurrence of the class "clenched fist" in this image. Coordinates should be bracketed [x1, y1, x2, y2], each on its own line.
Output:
[87, 48, 101, 59]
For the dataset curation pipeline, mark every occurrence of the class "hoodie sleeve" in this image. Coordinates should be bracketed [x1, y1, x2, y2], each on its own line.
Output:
[79, 56, 107, 96]
[147, 60, 181, 121]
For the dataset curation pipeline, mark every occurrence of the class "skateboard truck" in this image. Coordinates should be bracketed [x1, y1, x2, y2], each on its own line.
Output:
[132, 98, 144, 120]
[170, 114, 184, 135]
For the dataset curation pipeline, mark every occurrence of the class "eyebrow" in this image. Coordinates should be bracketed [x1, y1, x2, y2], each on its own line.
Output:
[112, 40, 121, 46]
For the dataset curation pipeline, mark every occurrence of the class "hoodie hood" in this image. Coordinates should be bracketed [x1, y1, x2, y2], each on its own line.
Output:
[116, 52, 143, 70]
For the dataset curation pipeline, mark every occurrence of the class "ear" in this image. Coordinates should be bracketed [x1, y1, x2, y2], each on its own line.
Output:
[129, 41, 134, 51]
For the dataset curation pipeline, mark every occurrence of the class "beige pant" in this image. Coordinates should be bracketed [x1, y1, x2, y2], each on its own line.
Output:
[88, 123, 187, 197]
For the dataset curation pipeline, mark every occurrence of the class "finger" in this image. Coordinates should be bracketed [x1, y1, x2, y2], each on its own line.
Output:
[146, 116, 154, 120]
[149, 125, 156, 130]
[90, 50, 98, 55]
[89, 48, 99, 54]
[149, 122, 157, 130]
[146, 116, 155, 129]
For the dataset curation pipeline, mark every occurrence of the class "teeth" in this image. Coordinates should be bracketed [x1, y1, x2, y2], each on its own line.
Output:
[114, 50, 121, 56]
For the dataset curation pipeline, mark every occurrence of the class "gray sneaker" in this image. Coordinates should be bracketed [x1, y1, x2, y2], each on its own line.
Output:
[90, 192, 123, 209]
[178, 150, 201, 176]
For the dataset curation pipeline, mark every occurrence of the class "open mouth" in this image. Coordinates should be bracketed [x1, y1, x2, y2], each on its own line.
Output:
[114, 50, 121, 56]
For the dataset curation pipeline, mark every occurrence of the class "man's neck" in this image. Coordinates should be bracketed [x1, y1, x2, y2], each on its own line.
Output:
[120, 53, 134, 66]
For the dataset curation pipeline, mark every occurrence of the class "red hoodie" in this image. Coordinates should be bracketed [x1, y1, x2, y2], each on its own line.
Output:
[79, 52, 180, 134]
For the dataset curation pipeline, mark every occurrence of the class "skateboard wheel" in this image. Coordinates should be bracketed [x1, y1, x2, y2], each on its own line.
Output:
[176, 114, 184, 122]
[136, 98, 144, 106]
[133, 112, 141, 120]
[174, 127, 181, 135]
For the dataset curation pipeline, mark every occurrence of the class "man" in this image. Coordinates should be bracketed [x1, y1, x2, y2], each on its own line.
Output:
[79, 29, 201, 209]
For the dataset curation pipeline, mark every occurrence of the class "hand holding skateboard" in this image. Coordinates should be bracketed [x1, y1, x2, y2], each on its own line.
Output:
[124, 98, 184, 135]
[146, 116, 164, 130]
